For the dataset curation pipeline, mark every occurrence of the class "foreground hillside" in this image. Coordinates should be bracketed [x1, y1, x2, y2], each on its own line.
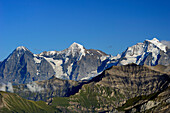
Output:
[0, 91, 60, 113]
[1, 64, 169, 113]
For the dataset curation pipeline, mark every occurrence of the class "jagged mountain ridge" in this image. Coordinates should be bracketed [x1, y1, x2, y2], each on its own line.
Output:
[0, 42, 113, 84]
[36, 42, 112, 81]
[0, 38, 169, 85]
[117, 38, 170, 66]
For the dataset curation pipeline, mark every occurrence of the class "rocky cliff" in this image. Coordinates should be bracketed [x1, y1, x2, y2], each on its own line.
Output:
[0, 46, 55, 84]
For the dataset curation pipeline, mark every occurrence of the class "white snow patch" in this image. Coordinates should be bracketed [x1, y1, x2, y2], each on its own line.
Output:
[36, 70, 40, 75]
[65, 57, 69, 64]
[67, 63, 73, 75]
[81, 71, 102, 80]
[49, 51, 57, 55]
[116, 54, 121, 58]
[44, 57, 64, 77]
[121, 57, 137, 65]
[81, 76, 93, 80]
[110, 54, 121, 60]
[33, 57, 41, 63]
[16, 46, 28, 51]
[100, 56, 107, 62]
[146, 38, 167, 52]
[125, 43, 144, 57]
[97, 50, 102, 54]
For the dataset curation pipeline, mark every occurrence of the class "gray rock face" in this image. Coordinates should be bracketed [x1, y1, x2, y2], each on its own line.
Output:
[0, 46, 55, 84]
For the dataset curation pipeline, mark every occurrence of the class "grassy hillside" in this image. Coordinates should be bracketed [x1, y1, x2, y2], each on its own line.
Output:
[0, 91, 61, 113]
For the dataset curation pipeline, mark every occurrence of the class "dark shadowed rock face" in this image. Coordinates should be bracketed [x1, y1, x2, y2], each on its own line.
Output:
[0, 46, 55, 84]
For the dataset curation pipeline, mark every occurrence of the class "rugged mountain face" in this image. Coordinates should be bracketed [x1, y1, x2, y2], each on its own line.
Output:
[0, 43, 113, 84]
[0, 46, 55, 84]
[117, 38, 170, 66]
[37, 42, 113, 81]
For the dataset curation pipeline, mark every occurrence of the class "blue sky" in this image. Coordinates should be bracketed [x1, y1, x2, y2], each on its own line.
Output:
[0, 0, 170, 61]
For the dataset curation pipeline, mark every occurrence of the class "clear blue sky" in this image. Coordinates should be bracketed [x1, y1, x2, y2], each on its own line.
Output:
[0, 0, 170, 61]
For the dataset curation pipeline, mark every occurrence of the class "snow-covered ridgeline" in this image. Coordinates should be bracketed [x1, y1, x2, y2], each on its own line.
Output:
[146, 38, 167, 52]
[120, 38, 168, 66]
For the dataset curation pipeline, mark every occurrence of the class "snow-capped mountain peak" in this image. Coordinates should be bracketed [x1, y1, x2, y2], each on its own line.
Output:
[119, 38, 169, 66]
[69, 42, 85, 51]
[145, 38, 167, 52]
[16, 46, 28, 51]
[68, 42, 86, 58]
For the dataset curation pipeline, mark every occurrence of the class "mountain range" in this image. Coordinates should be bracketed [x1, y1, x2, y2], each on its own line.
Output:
[0, 38, 169, 85]
[0, 38, 170, 113]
